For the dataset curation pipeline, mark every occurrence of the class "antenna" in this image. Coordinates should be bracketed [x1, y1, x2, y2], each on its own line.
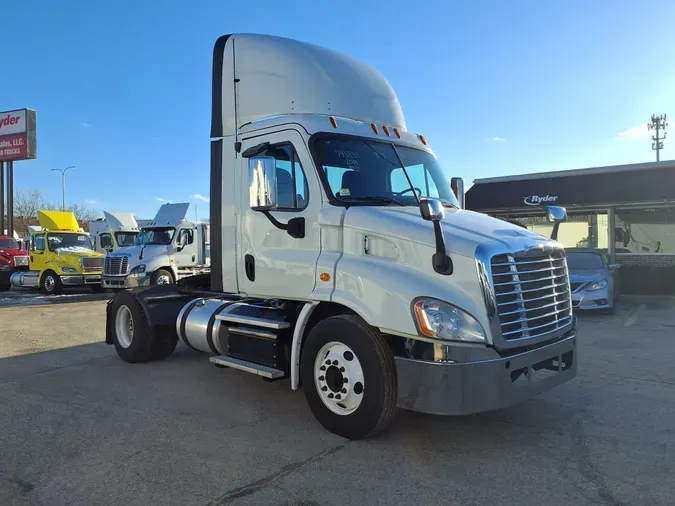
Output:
[647, 114, 668, 161]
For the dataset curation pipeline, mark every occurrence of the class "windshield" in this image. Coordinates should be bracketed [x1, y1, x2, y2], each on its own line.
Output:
[115, 232, 138, 247]
[566, 251, 605, 270]
[313, 135, 459, 207]
[135, 227, 175, 245]
[0, 238, 19, 249]
[47, 233, 93, 251]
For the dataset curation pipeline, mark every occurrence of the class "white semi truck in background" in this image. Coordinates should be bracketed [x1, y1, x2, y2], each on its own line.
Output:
[90, 211, 140, 254]
[102, 203, 210, 289]
[105, 34, 576, 439]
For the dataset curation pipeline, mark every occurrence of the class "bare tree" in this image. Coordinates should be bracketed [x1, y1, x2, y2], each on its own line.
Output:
[67, 204, 102, 232]
[12, 189, 47, 236]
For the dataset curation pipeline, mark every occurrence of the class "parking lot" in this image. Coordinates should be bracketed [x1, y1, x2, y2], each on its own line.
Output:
[1, 294, 674, 505]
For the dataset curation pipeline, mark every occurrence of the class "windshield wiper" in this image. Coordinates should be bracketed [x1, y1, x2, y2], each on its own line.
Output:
[340, 196, 407, 206]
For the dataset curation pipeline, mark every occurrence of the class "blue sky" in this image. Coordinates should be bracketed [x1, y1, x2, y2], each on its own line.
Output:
[3, 0, 673, 219]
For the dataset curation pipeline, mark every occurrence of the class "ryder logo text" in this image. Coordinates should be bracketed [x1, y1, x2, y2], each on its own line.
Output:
[523, 195, 558, 206]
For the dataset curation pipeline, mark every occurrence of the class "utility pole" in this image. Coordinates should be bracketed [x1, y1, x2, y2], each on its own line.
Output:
[647, 114, 668, 161]
[51, 166, 75, 210]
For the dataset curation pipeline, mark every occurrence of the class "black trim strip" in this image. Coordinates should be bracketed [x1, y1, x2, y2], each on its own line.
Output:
[206, 302, 231, 354]
[179, 300, 201, 351]
[211, 34, 232, 139]
[210, 139, 223, 291]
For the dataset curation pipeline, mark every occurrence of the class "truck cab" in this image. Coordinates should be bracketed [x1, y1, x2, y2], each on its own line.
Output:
[9, 211, 104, 294]
[104, 34, 577, 440]
[102, 203, 210, 289]
[90, 211, 140, 254]
[0, 231, 29, 292]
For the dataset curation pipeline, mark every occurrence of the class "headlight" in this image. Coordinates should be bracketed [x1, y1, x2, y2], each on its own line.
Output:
[586, 279, 608, 292]
[412, 298, 487, 343]
[129, 264, 146, 274]
[62, 267, 78, 273]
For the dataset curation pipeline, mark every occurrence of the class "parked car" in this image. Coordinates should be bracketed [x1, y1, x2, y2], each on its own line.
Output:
[566, 248, 620, 314]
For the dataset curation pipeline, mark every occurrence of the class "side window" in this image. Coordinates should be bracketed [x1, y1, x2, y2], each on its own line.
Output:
[100, 233, 114, 249]
[179, 229, 194, 245]
[265, 144, 309, 210]
[34, 235, 45, 251]
[390, 165, 439, 198]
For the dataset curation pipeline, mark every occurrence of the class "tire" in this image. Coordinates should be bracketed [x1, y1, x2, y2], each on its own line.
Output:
[300, 314, 398, 440]
[41, 270, 63, 295]
[109, 290, 178, 363]
[151, 269, 174, 286]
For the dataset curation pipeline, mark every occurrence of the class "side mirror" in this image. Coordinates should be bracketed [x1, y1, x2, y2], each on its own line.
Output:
[546, 206, 567, 223]
[450, 177, 465, 209]
[546, 205, 567, 241]
[249, 156, 278, 211]
[419, 198, 445, 222]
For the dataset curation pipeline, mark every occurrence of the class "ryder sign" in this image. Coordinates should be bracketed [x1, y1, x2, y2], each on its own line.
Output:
[0, 109, 37, 161]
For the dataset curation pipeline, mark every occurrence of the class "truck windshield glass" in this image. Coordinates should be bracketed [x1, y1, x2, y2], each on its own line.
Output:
[115, 232, 138, 247]
[314, 136, 459, 207]
[566, 252, 605, 270]
[47, 233, 93, 251]
[0, 238, 20, 249]
[136, 227, 175, 245]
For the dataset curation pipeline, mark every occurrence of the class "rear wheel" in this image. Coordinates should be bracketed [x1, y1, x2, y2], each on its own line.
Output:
[300, 314, 398, 440]
[110, 290, 178, 363]
[41, 270, 63, 295]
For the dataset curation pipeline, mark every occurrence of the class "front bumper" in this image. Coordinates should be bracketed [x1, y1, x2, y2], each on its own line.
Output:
[396, 327, 577, 416]
[61, 274, 102, 286]
[572, 287, 612, 310]
[102, 274, 150, 289]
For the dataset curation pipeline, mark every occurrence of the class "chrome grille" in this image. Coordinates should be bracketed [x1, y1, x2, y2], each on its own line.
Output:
[13, 256, 29, 267]
[81, 256, 104, 272]
[491, 249, 572, 341]
[104, 256, 128, 276]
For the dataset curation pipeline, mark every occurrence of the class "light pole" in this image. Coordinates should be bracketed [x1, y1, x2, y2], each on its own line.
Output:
[51, 166, 76, 210]
[647, 114, 668, 162]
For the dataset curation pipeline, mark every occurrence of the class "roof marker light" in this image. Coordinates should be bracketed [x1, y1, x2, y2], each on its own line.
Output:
[393, 128, 401, 139]
[371, 123, 379, 134]
[383, 125, 390, 136]
[418, 134, 427, 145]
[329, 116, 338, 129]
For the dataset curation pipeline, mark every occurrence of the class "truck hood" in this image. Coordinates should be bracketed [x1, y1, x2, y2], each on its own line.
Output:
[343, 207, 551, 258]
[109, 244, 169, 261]
[0, 247, 28, 258]
[54, 246, 102, 257]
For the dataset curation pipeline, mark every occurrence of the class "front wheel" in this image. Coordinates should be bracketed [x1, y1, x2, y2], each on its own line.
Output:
[41, 270, 63, 295]
[300, 314, 398, 440]
[151, 269, 174, 286]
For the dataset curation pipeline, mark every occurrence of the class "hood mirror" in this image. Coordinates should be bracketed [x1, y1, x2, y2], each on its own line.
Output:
[546, 205, 567, 241]
[419, 198, 452, 275]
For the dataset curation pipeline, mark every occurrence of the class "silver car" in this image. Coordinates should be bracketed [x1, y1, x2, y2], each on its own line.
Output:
[566, 248, 620, 314]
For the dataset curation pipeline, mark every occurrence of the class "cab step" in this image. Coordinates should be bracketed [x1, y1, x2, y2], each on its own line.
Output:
[209, 355, 285, 379]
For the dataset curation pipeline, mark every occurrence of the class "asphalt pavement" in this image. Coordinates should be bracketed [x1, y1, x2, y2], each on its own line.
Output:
[0, 295, 674, 505]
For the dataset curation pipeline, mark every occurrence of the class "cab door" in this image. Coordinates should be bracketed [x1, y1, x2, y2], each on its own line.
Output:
[237, 128, 322, 300]
[30, 234, 47, 273]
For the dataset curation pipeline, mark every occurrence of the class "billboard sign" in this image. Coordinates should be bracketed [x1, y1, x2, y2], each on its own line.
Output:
[0, 109, 37, 161]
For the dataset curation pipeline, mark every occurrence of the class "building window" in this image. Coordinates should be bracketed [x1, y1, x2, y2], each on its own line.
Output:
[615, 207, 675, 254]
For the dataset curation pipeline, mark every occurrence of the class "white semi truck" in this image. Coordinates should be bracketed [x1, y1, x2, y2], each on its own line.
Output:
[105, 34, 577, 440]
[102, 203, 210, 289]
[90, 211, 140, 254]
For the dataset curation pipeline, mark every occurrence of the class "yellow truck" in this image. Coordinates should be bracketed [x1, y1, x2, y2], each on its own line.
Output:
[7, 210, 105, 294]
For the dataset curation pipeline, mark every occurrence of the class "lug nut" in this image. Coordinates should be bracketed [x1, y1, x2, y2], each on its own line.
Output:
[320, 366, 326, 371]
[341, 388, 347, 394]
[343, 378, 348, 383]
[319, 376, 324, 381]
[335, 394, 341, 400]
[339, 367, 345, 372]
[325, 360, 331, 365]
[332, 360, 338, 365]
[328, 393, 334, 399]
[321, 386, 327, 391]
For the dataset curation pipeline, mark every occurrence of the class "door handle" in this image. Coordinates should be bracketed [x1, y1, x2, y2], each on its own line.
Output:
[245, 254, 255, 282]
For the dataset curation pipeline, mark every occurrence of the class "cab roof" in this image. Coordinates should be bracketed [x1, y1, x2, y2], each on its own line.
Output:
[211, 34, 406, 138]
[38, 210, 80, 231]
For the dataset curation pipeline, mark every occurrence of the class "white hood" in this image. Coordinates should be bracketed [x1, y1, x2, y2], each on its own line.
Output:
[108, 244, 169, 265]
[343, 207, 551, 258]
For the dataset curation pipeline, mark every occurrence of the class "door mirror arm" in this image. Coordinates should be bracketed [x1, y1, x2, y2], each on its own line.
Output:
[262, 211, 305, 239]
